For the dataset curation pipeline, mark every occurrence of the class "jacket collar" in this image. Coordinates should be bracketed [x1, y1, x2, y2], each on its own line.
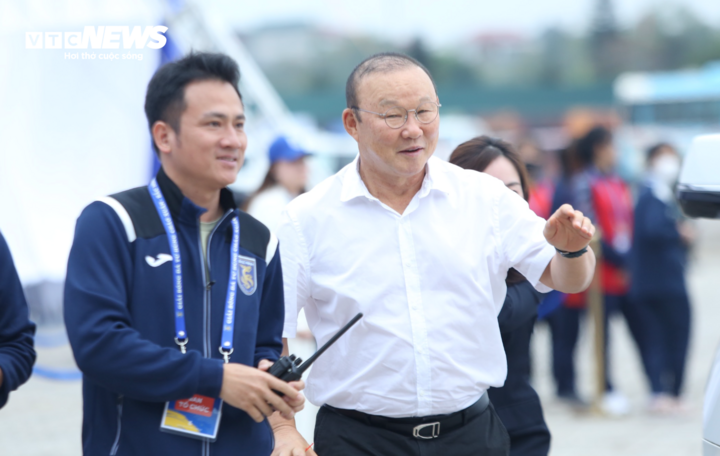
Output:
[156, 167, 238, 226]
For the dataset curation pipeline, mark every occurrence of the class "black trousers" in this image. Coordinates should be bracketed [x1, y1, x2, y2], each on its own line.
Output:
[638, 294, 691, 396]
[603, 294, 651, 392]
[546, 306, 582, 396]
[547, 294, 650, 396]
[314, 402, 510, 456]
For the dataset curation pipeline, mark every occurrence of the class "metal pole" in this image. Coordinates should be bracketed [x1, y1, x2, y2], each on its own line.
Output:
[588, 233, 605, 415]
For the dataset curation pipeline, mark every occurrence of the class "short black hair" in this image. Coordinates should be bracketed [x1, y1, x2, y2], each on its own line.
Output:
[345, 52, 436, 118]
[576, 126, 612, 167]
[144, 52, 242, 154]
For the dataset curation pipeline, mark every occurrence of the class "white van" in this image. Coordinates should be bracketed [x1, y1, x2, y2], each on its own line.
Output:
[677, 134, 720, 455]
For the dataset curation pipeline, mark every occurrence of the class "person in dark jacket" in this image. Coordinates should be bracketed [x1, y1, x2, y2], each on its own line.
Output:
[630, 143, 692, 414]
[450, 136, 551, 456]
[64, 52, 304, 456]
[0, 231, 36, 409]
[545, 144, 588, 408]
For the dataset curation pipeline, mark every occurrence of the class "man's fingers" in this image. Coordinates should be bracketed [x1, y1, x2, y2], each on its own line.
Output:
[255, 396, 276, 419]
[263, 387, 296, 419]
[258, 359, 274, 372]
[283, 392, 305, 407]
[268, 375, 302, 399]
[544, 217, 558, 240]
[288, 380, 305, 391]
[572, 210, 584, 228]
[581, 217, 594, 236]
[284, 397, 305, 413]
[247, 405, 266, 423]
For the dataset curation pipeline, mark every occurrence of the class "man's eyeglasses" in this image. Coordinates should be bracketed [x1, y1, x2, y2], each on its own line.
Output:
[351, 102, 441, 129]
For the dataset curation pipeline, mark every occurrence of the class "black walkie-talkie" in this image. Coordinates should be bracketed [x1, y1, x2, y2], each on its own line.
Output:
[268, 312, 363, 386]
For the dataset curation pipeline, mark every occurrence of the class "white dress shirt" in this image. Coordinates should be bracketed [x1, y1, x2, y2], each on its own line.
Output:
[278, 155, 555, 418]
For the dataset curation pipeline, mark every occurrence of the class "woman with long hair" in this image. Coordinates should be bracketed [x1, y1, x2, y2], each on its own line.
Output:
[449, 136, 550, 456]
[244, 136, 309, 232]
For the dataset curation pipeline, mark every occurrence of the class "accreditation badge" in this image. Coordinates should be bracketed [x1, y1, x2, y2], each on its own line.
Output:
[160, 394, 222, 441]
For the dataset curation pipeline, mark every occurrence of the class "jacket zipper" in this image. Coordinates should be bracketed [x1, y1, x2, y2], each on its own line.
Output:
[201, 210, 232, 357]
[198, 210, 232, 456]
[109, 395, 123, 455]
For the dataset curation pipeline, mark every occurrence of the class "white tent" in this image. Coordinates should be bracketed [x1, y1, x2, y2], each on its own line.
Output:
[0, 0, 162, 288]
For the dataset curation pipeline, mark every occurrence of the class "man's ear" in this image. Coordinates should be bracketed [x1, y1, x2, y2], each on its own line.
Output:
[152, 121, 175, 156]
[342, 108, 360, 141]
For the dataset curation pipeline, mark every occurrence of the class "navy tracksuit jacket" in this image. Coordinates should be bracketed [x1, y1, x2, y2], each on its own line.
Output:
[64, 168, 285, 455]
[0, 231, 36, 408]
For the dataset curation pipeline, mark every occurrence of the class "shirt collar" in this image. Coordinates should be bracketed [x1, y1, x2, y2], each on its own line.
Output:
[340, 155, 454, 204]
[423, 156, 454, 198]
[340, 155, 375, 203]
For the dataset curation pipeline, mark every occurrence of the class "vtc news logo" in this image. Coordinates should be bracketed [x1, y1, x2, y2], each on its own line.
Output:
[26, 26, 168, 49]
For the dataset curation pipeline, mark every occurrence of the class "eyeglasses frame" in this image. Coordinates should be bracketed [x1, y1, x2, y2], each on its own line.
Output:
[350, 101, 442, 129]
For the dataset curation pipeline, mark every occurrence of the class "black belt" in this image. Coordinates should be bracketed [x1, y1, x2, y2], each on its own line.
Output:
[324, 393, 490, 440]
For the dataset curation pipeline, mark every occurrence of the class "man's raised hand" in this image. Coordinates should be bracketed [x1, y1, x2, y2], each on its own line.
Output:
[543, 204, 595, 253]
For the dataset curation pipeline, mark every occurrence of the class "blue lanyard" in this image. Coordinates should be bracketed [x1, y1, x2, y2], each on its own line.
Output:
[149, 178, 240, 363]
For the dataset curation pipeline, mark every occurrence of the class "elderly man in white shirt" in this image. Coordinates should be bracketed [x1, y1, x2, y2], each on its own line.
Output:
[269, 52, 596, 456]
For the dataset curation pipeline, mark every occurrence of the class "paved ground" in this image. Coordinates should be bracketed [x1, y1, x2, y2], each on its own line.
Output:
[1, 219, 719, 455]
[533, 218, 720, 456]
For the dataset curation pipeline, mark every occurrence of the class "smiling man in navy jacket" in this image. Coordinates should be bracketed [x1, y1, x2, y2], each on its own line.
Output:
[64, 52, 304, 456]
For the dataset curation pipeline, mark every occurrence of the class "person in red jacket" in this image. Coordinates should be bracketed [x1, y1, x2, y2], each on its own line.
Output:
[574, 126, 650, 416]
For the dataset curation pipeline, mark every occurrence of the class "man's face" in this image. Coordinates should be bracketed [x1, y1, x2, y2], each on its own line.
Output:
[348, 66, 439, 182]
[164, 79, 247, 189]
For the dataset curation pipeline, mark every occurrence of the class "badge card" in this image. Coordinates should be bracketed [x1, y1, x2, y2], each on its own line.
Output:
[160, 394, 222, 441]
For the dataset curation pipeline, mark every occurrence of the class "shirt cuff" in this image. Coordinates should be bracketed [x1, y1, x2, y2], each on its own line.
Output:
[526, 244, 556, 293]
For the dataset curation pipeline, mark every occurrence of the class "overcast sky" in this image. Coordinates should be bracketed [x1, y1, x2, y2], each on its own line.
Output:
[208, 0, 720, 47]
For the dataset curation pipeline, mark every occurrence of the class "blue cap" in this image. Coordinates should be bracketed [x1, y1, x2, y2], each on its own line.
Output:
[269, 136, 310, 164]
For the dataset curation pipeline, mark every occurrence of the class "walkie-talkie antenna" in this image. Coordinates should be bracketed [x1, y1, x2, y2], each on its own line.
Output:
[296, 312, 363, 374]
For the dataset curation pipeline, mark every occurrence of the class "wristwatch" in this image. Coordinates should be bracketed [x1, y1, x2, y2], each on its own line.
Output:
[555, 246, 589, 258]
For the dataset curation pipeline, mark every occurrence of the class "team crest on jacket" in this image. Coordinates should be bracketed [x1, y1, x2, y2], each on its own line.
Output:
[237, 255, 257, 296]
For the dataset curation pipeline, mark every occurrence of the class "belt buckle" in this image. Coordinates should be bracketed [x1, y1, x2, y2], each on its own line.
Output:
[412, 421, 440, 439]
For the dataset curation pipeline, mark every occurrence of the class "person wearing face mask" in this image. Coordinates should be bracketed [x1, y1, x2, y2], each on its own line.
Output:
[450, 136, 551, 456]
[245, 136, 310, 232]
[630, 143, 693, 415]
